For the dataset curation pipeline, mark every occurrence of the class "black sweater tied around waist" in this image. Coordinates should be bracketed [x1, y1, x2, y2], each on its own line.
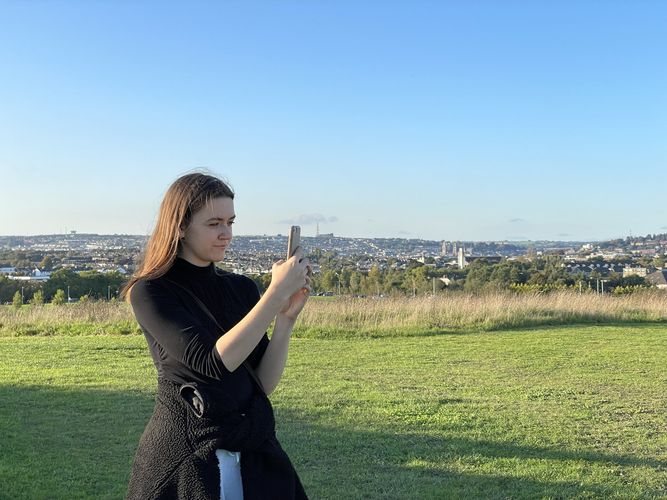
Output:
[126, 378, 307, 500]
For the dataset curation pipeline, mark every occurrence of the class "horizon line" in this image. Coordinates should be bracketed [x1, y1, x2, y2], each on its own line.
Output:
[1, 232, 665, 244]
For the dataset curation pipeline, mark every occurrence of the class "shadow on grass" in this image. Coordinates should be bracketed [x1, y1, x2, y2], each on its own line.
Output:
[0, 385, 664, 499]
[0, 384, 153, 500]
[277, 407, 666, 499]
[294, 321, 667, 339]
[482, 320, 667, 334]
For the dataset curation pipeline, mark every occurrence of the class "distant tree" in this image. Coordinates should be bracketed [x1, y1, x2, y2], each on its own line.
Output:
[40, 269, 126, 301]
[14, 260, 32, 271]
[79, 271, 109, 299]
[527, 256, 572, 287]
[367, 265, 383, 296]
[339, 268, 351, 293]
[358, 274, 368, 295]
[0, 275, 16, 303]
[251, 274, 272, 294]
[44, 268, 80, 300]
[52, 289, 66, 306]
[320, 269, 338, 292]
[309, 248, 324, 263]
[39, 255, 54, 271]
[12, 290, 22, 309]
[608, 274, 646, 289]
[612, 285, 650, 295]
[508, 263, 526, 285]
[402, 265, 430, 295]
[12, 251, 27, 266]
[382, 268, 403, 295]
[463, 260, 493, 292]
[488, 262, 512, 290]
[349, 271, 362, 294]
[29, 290, 44, 306]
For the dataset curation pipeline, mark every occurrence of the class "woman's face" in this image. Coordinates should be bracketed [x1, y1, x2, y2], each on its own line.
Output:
[178, 196, 235, 266]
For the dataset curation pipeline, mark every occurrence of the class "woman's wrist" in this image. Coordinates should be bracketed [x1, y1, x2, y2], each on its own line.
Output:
[261, 285, 287, 311]
[267, 281, 297, 307]
[275, 313, 297, 330]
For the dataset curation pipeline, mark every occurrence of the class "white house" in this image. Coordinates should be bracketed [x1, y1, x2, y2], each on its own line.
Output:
[623, 266, 648, 278]
[8, 268, 51, 282]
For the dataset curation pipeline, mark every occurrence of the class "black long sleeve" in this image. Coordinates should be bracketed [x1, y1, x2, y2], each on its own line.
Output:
[130, 258, 269, 405]
[131, 279, 233, 379]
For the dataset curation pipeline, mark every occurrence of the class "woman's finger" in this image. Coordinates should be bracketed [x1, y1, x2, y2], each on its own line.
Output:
[291, 246, 303, 261]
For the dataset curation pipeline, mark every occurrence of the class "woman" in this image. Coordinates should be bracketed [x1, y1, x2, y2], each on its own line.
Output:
[123, 172, 310, 499]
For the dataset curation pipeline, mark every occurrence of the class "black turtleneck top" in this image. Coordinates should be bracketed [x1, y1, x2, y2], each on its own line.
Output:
[130, 257, 269, 407]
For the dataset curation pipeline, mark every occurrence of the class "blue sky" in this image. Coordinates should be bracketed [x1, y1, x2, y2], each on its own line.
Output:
[1, 1, 665, 241]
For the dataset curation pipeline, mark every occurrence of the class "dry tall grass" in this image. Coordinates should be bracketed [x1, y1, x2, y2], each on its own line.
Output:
[296, 290, 667, 335]
[0, 301, 138, 336]
[1, 291, 665, 336]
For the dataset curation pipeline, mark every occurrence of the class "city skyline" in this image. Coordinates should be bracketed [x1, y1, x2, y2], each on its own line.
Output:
[1, 229, 665, 246]
[1, 2, 665, 241]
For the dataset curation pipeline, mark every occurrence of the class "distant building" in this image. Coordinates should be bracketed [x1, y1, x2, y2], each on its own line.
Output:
[566, 262, 625, 277]
[623, 266, 648, 278]
[646, 270, 667, 289]
[0, 267, 16, 275]
[9, 268, 51, 281]
[457, 248, 466, 269]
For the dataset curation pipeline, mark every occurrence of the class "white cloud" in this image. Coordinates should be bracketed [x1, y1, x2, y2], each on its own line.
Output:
[279, 214, 338, 225]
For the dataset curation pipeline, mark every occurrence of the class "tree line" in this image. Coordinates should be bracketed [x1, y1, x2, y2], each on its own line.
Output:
[0, 269, 127, 305]
[250, 256, 651, 296]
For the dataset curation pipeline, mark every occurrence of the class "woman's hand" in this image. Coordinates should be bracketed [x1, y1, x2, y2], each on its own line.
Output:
[278, 274, 311, 321]
[267, 247, 311, 318]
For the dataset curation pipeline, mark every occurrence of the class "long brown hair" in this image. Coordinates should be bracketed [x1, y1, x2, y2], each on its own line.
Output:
[122, 172, 234, 301]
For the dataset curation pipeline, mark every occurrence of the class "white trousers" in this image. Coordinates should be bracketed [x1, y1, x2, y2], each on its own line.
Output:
[216, 449, 243, 500]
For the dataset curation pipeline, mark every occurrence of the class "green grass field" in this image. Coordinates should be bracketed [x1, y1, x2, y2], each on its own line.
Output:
[1, 324, 665, 499]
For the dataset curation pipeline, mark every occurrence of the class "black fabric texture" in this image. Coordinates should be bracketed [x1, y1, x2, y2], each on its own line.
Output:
[129, 257, 270, 406]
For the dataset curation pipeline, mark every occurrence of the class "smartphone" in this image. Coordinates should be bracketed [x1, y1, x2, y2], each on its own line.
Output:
[287, 226, 301, 260]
